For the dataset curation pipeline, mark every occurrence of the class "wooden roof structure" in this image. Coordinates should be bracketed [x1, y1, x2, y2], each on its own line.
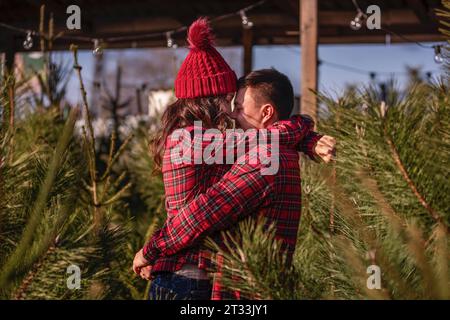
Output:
[0, 0, 445, 51]
[0, 0, 446, 119]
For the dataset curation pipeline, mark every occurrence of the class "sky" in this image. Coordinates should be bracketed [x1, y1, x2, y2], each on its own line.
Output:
[58, 42, 445, 106]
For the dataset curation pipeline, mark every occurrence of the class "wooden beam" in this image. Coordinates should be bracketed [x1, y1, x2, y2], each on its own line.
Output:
[406, 0, 431, 23]
[320, 10, 420, 25]
[272, 0, 300, 19]
[243, 27, 253, 75]
[300, 0, 318, 122]
[95, 17, 183, 33]
[316, 33, 445, 44]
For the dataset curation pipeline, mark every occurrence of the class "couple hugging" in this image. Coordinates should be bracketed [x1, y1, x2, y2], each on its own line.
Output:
[132, 17, 336, 300]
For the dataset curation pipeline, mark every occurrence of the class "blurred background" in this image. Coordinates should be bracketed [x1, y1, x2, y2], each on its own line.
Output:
[1, 0, 447, 117]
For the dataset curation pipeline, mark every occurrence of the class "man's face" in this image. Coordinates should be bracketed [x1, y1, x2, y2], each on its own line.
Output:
[231, 87, 276, 130]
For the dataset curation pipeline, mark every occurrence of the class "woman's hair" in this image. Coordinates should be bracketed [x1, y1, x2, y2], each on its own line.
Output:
[150, 95, 233, 171]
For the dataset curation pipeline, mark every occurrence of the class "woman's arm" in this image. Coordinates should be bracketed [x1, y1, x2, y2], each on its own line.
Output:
[142, 158, 275, 264]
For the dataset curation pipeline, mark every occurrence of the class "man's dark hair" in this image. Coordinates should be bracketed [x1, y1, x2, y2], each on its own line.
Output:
[237, 68, 294, 120]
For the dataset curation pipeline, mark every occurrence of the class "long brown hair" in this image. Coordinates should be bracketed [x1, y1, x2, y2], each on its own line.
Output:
[150, 95, 233, 171]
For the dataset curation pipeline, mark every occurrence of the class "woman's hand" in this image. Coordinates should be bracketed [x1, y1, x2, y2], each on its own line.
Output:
[133, 248, 151, 277]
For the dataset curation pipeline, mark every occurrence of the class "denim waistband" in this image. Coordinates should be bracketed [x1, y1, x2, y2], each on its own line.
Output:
[153, 271, 212, 291]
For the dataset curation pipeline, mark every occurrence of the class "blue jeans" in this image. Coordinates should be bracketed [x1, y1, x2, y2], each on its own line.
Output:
[149, 272, 212, 300]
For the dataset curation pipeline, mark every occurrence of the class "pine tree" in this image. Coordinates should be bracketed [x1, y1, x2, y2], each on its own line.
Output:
[206, 51, 449, 302]
[0, 43, 154, 299]
[203, 3, 450, 299]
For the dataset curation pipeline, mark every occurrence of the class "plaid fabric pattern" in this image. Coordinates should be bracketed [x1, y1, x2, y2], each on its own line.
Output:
[143, 115, 322, 299]
[298, 131, 323, 161]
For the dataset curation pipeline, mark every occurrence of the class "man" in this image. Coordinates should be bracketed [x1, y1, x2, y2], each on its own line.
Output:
[230, 69, 334, 162]
[133, 69, 336, 299]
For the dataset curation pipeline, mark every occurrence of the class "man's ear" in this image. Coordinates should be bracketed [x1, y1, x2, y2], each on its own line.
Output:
[261, 104, 276, 126]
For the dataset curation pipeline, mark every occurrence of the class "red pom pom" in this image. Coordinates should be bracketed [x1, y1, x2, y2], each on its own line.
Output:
[187, 17, 215, 50]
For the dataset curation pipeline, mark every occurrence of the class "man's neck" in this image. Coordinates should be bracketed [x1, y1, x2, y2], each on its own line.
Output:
[261, 117, 278, 129]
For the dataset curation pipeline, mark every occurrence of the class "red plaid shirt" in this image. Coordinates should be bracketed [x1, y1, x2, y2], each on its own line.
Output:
[143, 115, 322, 299]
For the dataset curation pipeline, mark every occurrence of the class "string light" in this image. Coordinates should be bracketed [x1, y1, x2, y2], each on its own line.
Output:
[314, 56, 440, 80]
[92, 39, 103, 56]
[433, 45, 444, 64]
[239, 10, 254, 29]
[166, 32, 178, 49]
[349, 0, 366, 31]
[0, 0, 266, 48]
[23, 30, 34, 50]
[350, 10, 365, 30]
[1, 0, 445, 67]
[349, 0, 446, 65]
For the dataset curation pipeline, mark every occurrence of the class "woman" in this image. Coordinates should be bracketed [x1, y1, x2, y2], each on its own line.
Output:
[133, 18, 317, 300]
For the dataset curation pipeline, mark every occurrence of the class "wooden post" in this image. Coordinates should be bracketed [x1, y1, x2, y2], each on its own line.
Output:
[243, 27, 253, 75]
[136, 88, 143, 115]
[4, 35, 15, 75]
[300, 0, 318, 123]
[8, 80, 15, 130]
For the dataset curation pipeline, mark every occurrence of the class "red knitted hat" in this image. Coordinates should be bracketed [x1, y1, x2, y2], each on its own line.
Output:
[175, 18, 237, 98]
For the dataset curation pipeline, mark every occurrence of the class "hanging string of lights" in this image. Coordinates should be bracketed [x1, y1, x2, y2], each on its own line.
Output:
[0, 0, 264, 56]
[319, 59, 440, 79]
[285, 46, 440, 80]
[0, 0, 445, 64]
[349, 0, 446, 64]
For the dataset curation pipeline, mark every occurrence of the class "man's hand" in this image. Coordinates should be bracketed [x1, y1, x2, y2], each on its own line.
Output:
[314, 135, 336, 163]
[133, 248, 151, 276]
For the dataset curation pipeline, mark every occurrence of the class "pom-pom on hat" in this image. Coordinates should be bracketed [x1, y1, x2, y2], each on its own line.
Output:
[175, 18, 237, 98]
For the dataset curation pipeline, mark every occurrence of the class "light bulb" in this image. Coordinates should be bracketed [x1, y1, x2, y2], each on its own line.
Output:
[240, 10, 253, 29]
[434, 45, 444, 64]
[350, 11, 364, 30]
[434, 54, 444, 64]
[92, 39, 103, 56]
[23, 31, 33, 50]
[166, 32, 177, 49]
[350, 20, 362, 30]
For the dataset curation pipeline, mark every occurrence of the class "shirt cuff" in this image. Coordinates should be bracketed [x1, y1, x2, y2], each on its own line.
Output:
[305, 133, 323, 162]
[142, 240, 158, 265]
